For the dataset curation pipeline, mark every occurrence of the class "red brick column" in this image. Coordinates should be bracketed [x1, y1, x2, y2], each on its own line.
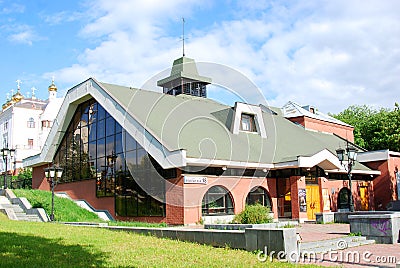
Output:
[267, 178, 278, 220]
[165, 172, 184, 225]
[290, 176, 307, 221]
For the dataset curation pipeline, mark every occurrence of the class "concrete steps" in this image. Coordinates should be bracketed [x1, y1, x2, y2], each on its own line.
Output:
[0, 195, 10, 204]
[0, 191, 44, 222]
[1, 203, 24, 213]
[299, 235, 375, 254]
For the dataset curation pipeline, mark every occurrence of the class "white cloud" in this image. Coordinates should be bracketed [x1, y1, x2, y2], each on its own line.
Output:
[8, 27, 35, 45]
[42, 11, 85, 25]
[0, 3, 25, 14]
[51, 0, 400, 113]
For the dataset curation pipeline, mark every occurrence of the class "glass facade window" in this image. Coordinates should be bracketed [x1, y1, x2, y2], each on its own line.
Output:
[53, 98, 176, 217]
[246, 186, 271, 208]
[202, 186, 234, 215]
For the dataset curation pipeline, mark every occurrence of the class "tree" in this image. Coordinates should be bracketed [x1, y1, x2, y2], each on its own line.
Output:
[331, 103, 400, 152]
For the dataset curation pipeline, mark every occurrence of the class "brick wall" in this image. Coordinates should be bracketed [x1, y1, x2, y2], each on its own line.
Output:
[287, 116, 354, 142]
[183, 176, 277, 224]
[165, 175, 184, 225]
[32, 164, 49, 190]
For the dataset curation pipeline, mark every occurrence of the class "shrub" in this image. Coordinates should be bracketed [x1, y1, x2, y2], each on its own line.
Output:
[232, 204, 273, 224]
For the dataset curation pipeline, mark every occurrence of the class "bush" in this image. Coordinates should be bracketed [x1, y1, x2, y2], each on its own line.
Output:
[232, 204, 273, 224]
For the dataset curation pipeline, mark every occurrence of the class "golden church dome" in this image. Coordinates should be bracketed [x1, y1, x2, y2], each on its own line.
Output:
[48, 80, 57, 92]
[12, 91, 23, 103]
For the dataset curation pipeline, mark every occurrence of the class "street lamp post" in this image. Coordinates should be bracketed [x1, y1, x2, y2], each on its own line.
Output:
[336, 145, 358, 212]
[44, 165, 63, 221]
[1, 148, 15, 189]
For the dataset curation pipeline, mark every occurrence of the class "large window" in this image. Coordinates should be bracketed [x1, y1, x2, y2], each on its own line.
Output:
[202, 186, 234, 215]
[53, 98, 173, 217]
[246, 186, 271, 208]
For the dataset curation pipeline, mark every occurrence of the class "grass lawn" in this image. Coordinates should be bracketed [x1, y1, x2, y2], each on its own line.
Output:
[12, 189, 170, 227]
[0, 214, 320, 267]
[13, 189, 101, 222]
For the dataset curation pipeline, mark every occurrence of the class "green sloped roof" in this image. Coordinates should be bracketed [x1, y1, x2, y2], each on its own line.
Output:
[157, 56, 212, 86]
[98, 81, 371, 171]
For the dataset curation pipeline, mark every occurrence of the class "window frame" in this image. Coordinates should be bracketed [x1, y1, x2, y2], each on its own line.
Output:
[27, 138, 34, 149]
[240, 113, 257, 132]
[27, 117, 36, 128]
[202, 185, 234, 215]
[246, 186, 272, 208]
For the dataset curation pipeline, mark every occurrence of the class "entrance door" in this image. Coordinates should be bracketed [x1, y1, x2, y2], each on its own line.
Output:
[306, 185, 320, 220]
[359, 186, 369, 211]
[277, 178, 292, 218]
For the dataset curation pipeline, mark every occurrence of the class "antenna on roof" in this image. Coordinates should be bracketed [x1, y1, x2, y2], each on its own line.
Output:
[182, 17, 185, 57]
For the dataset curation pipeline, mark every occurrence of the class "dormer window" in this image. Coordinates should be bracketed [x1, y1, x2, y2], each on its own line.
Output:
[240, 114, 257, 132]
[231, 102, 267, 138]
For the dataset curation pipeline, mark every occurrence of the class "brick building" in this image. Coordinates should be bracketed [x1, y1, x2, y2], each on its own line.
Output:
[25, 56, 383, 224]
[358, 150, 400, 210]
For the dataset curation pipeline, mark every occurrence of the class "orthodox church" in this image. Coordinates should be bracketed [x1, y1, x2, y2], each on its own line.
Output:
[0, 79, 63, 178]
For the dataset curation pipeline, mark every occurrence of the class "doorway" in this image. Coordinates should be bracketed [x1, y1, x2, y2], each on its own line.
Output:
[277, 178, 292, 218]
[359, 184, 369, 211]
[306, 185, 320, 220]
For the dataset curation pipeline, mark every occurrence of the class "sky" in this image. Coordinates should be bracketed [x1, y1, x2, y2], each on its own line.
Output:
[0, 0, 399, 114]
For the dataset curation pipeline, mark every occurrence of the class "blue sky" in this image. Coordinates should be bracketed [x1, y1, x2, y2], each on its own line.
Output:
[1, 0, 399, 113]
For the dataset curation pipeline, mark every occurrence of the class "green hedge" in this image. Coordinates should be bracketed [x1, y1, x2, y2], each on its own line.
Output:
[232, 204, 273, 224]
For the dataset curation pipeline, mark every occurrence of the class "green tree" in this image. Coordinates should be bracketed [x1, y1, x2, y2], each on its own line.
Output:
[331, 103, 400, 151]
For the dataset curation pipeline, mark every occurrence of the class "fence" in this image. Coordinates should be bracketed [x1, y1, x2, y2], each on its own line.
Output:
[0, 176, 32, 189]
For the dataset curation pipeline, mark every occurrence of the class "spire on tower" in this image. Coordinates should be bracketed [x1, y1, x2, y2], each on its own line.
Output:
[182, 17, 185, 57]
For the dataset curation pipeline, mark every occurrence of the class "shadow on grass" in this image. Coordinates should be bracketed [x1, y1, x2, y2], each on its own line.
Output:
[0, 232, 106, 268]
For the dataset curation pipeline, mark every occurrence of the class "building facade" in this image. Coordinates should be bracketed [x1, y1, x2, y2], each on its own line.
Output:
[358, 150, 400, 210]
[25, 57, 382, 224]
[0, 80, 63, 179]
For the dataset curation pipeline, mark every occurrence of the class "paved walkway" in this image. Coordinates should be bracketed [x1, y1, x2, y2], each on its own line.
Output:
[296, 223, 400, 268]
[296, 223, 350, 242]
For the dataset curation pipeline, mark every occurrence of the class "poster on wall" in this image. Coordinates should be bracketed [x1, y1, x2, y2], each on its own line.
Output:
[298, 188, 307, 212]
[396, 170, 400, 201]
[322, 188, 331, 211]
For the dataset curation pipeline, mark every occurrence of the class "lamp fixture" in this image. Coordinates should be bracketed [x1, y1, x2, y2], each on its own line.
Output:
[1, 148, 16, 189]
[44, 164, 63, 221]
[336, 143, 358, 212]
